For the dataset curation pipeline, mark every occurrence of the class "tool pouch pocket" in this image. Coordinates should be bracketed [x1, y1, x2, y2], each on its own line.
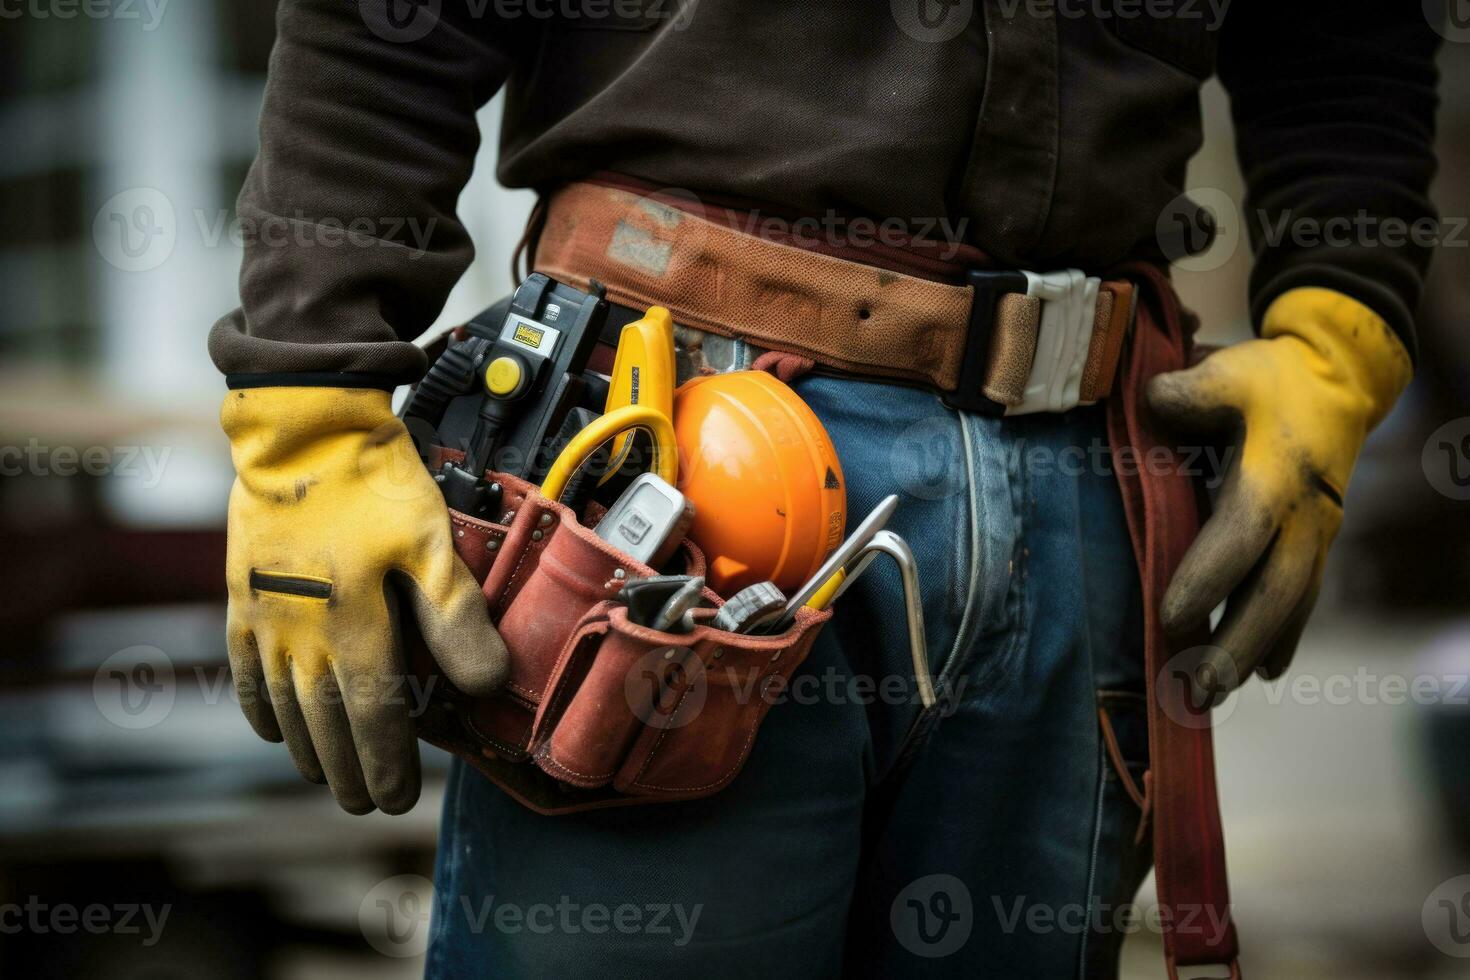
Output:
[411, 465, 831, 815]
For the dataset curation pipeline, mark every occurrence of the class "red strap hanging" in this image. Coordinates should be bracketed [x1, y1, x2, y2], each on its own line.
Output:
[1107, 262, 1242, 980]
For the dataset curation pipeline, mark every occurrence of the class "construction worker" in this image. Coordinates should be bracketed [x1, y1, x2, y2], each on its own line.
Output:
[212, 3, 1441, 977]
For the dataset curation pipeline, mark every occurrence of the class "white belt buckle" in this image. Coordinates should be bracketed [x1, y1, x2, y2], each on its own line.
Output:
[1005, 268, 1101, 416]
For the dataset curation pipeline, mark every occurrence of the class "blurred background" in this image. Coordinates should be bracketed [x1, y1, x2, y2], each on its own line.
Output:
[0, 4, 1468, 978]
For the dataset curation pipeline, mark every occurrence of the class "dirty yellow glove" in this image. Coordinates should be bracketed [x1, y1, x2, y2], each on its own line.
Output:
[222, 386, 507, 814]
[1147, 287, 1411, 696]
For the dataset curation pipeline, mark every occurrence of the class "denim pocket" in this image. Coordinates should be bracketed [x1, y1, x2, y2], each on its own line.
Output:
[932, 413, 1028, 700]
[794, 376, 978, 709]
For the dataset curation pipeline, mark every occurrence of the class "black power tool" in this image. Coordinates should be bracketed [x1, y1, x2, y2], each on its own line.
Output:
[403, 274, 609, 519]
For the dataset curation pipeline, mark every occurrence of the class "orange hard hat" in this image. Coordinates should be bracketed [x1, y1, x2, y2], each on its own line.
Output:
[673, 371, 846, 594]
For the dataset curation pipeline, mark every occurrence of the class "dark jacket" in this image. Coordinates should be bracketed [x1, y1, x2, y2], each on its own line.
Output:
[210, 0, 1441, 385]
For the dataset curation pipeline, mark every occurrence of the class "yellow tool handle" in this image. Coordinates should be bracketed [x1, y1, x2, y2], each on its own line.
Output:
[805, 568, 847, 611]
[540, 405, 677, 502]
[601, 307, 677, 487]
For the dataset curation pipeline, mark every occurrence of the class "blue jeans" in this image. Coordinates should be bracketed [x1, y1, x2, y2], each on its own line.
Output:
[427, 376, 1150, 979]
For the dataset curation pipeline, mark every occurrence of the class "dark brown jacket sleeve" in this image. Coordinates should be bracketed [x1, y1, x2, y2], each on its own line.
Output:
[1219, 2, 1441, 361]
[209, 1, 525, 385]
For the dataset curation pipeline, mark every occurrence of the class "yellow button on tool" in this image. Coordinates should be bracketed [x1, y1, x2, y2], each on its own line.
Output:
[484, 355, 522, 396]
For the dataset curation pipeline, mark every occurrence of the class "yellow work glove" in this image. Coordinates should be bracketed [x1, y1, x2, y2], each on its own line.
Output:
[1147, 287, 1411, 697]
[222, 386, 507, 814]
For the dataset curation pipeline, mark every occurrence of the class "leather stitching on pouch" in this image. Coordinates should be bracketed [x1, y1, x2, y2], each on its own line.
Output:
[628, 677, 763, 794]
[495, 516, 552, 610]
[536, 750, 618, 784]
[625, 624, 817, 793]
[536, 629, 609, 752]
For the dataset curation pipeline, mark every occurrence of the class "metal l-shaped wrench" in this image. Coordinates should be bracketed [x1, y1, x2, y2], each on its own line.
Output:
[828, 529, 935, 709]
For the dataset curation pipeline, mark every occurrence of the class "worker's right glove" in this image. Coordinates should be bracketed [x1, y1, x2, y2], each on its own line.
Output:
[222, 386, 507, 814]
[1146, 287, 1411, 699]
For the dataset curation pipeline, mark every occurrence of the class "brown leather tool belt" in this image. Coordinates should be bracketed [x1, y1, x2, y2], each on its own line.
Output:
[532, 180, 1136, 414]
[529, 181, 1241, 976]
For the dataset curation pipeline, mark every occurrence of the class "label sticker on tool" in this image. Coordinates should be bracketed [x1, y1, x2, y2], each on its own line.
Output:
[500, 313, 560, 355]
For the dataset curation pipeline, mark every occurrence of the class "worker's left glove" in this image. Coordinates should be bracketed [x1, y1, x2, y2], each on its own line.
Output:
[222, 386, 507, 814]
[1147, 287, 1411, 697]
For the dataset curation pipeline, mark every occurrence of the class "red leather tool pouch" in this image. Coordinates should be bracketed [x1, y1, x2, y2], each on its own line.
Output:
[411, 468, 832, 815]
